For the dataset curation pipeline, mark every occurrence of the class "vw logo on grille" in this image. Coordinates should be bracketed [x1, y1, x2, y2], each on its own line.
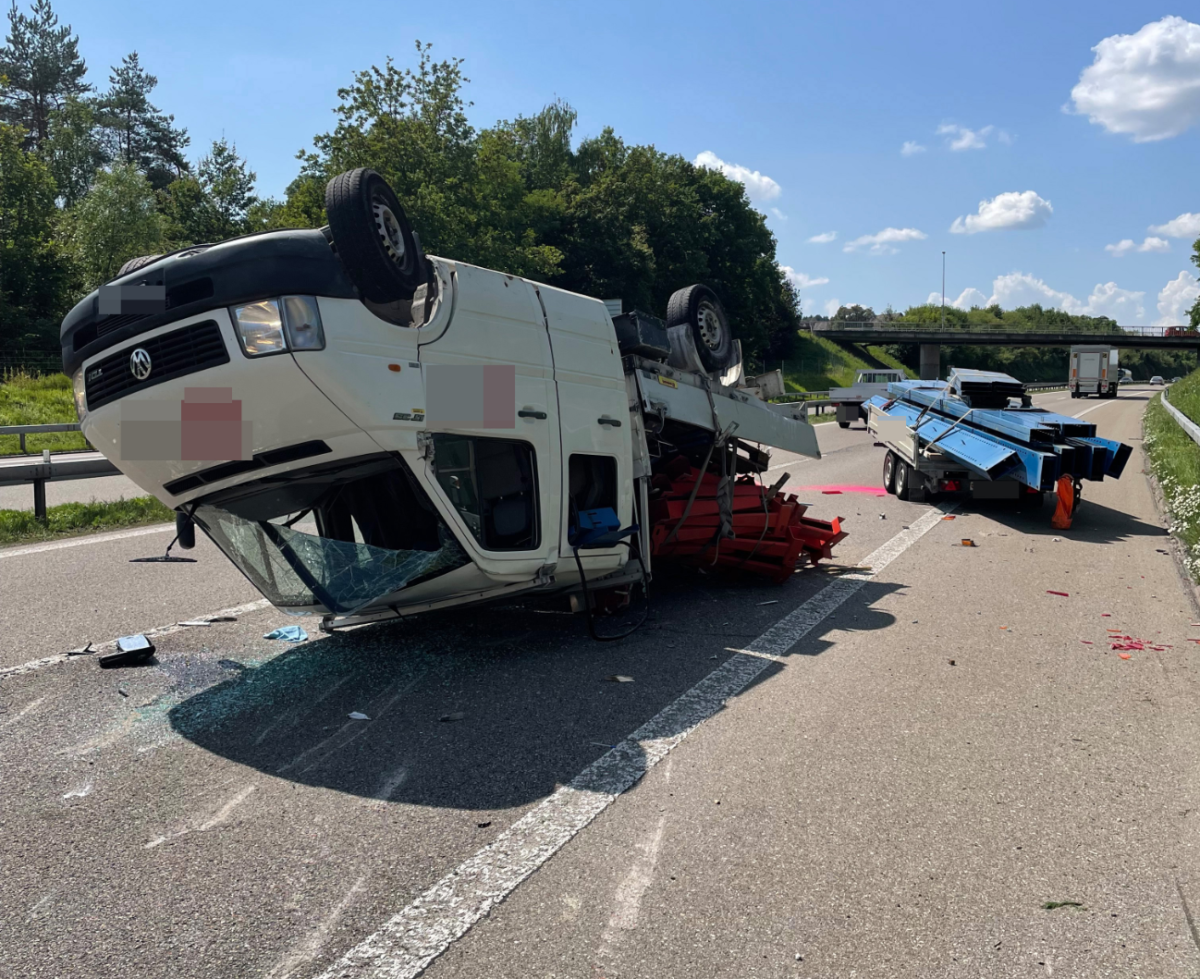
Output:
[129, 348, 152, 381]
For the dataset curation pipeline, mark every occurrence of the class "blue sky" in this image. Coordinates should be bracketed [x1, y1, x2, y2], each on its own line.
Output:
[52, 0, 1200, 324]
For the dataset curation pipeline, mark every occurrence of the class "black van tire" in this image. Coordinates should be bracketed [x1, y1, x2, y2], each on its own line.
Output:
[665, 284, 737, 372]
[116, 254, 162, 277]
[883, 451, 898, 494]
[325, 168, 424, 303]
[895, 459, 912, 500]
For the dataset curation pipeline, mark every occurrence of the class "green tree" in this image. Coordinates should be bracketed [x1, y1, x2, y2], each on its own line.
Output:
[0, 0, 89, 148]
[96, 52, 188, 189]
[285, 41, 800, 361]
[833, 304, 877, 322]
[40, 94, 106, 205]
[197, 137, 256, 238]
[0, 118, 72, 351]
[62, 162, 164, 287]
[1191, 235, 1200, 329]
[157, 175, 222, 246]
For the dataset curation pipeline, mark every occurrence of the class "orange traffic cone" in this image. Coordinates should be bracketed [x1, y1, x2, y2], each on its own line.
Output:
[1051, 475, 1074, 530]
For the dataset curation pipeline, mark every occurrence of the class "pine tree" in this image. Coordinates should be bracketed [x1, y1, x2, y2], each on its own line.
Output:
[198, 137, 256, 238]
[96, 52, 188, 189]
[0, 0, 90, 148]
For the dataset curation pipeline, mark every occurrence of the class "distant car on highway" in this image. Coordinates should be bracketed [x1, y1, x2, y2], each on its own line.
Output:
[1150, 375, 1165, 385]
[1172, 376, 1182, 383]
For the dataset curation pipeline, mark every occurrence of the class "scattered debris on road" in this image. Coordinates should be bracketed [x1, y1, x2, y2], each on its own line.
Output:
[960, 538, 976, 547]
[1043, 901, 1085, 911]
[440, 711, 466, 722]
[263, 626, 307, 642]
[348, 712, 370, 720]
[1047, 590, 1070, 597]
[757, 600, 779, 606]
[607, 675, 634, 683]
[99, 634, 155, 668]
[66, 642, 94, 657]
[477, 821, 492, 829]
[179, 620, 212, 627]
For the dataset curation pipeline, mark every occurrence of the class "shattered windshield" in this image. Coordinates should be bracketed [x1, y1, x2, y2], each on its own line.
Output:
[192, 454, 470, 614]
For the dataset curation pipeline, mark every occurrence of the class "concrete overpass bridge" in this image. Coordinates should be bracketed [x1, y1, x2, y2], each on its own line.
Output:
[811, 322, 1200, 379]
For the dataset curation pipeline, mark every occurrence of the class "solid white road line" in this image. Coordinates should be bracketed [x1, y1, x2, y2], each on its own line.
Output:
[316, 503, 956, 979]
[0, 522, 174, 560]
[0, 598, 272, 679]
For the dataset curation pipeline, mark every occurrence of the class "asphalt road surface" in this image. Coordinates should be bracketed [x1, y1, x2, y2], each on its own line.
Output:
[4, 386, 1200, 979]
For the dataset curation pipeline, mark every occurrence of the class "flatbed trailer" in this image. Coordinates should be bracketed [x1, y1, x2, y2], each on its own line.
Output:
[866, 370, 1132, 511]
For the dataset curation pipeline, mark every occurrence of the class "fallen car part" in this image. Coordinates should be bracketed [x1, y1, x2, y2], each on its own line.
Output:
[99, 635, 155, 668]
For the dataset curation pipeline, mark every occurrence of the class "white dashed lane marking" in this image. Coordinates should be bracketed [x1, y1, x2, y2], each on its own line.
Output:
[316, 503, 957, 979]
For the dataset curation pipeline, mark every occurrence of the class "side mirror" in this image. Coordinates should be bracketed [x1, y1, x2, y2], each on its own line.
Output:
[175, 511, 196, 550]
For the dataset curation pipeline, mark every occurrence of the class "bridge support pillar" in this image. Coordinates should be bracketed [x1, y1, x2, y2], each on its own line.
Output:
[919, 343, 940, 380]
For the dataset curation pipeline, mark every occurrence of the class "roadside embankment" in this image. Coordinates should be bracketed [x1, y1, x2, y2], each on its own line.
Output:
[1143, 376, 1200, 581]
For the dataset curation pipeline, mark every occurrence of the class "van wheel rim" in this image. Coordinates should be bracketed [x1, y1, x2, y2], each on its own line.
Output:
[697, 300, 723, 350]
[372, 200, 406, 264]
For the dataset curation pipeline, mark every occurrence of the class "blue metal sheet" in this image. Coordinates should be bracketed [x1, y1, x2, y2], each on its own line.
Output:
[1074, 436, 1132, 478]
[892, 385, 1097, 443]
[869, 397, 1057, 487]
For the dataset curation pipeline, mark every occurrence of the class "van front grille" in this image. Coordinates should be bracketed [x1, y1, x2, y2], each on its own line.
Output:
[85, 320, 229, 410]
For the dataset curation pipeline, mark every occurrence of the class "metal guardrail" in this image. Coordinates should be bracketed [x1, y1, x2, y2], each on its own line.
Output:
[1160, 386, 1200, 448]
[811, 322, 1193, 338]
[0, 422, 86, 454]
[0, 449, 120, 519]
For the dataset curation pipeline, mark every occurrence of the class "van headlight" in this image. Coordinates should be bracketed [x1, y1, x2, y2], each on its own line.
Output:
[71, 367, 87, 419]
[230, 296, 325, 356]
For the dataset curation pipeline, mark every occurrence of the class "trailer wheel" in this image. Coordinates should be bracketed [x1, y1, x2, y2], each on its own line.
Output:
[894, 459, 912, 500]
[325, 168, 425, 303]
[838, 421, 850, 429]
[882, 451, 898, 494]
[116, 253, 162, 277]
[665, 284, 737, 372]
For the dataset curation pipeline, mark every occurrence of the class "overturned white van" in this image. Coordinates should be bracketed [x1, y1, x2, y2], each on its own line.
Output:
[62, 170, 840, 631]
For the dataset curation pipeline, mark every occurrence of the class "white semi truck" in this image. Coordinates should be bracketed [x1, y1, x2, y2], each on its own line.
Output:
[1069, 344, 1118, 399]
[61, 169, 843, 633]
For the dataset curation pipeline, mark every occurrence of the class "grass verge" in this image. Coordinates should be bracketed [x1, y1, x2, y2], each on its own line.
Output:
[1143, 389, 1200, 581]
[0, 372, 88, 456]
[781, 334, 915, 392]
[0, 496, 173, 547]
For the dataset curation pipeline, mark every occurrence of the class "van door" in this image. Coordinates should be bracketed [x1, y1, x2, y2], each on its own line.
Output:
[418, 263, 561, 577]
[534, 282, 632, 577]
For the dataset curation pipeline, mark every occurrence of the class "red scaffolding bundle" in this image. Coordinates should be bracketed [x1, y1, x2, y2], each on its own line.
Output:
[649, 463, 847, 584]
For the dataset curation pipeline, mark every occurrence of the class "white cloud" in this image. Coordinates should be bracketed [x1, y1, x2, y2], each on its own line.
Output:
[950, 190, 1052, 234]
[1105, 236, 1170, 256]
[807, 231, 837, 243]
[1068, 16, 1200, 142]
[770, 208, 787, 221]
[1156, 271, 1200, 325]
[843, 227, 927, 255]
[693, 150, 782, 203]
[823, 298, 842, 317]
[937, 123, 994, 150]
[1149, 212, 1200, 238]
[900, 141, 926, 156]
[927, 287, 990, 309]
[780, 265, 829, 290]
[985, 272, 1145, 321]
[997, 130, 1014, 145]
